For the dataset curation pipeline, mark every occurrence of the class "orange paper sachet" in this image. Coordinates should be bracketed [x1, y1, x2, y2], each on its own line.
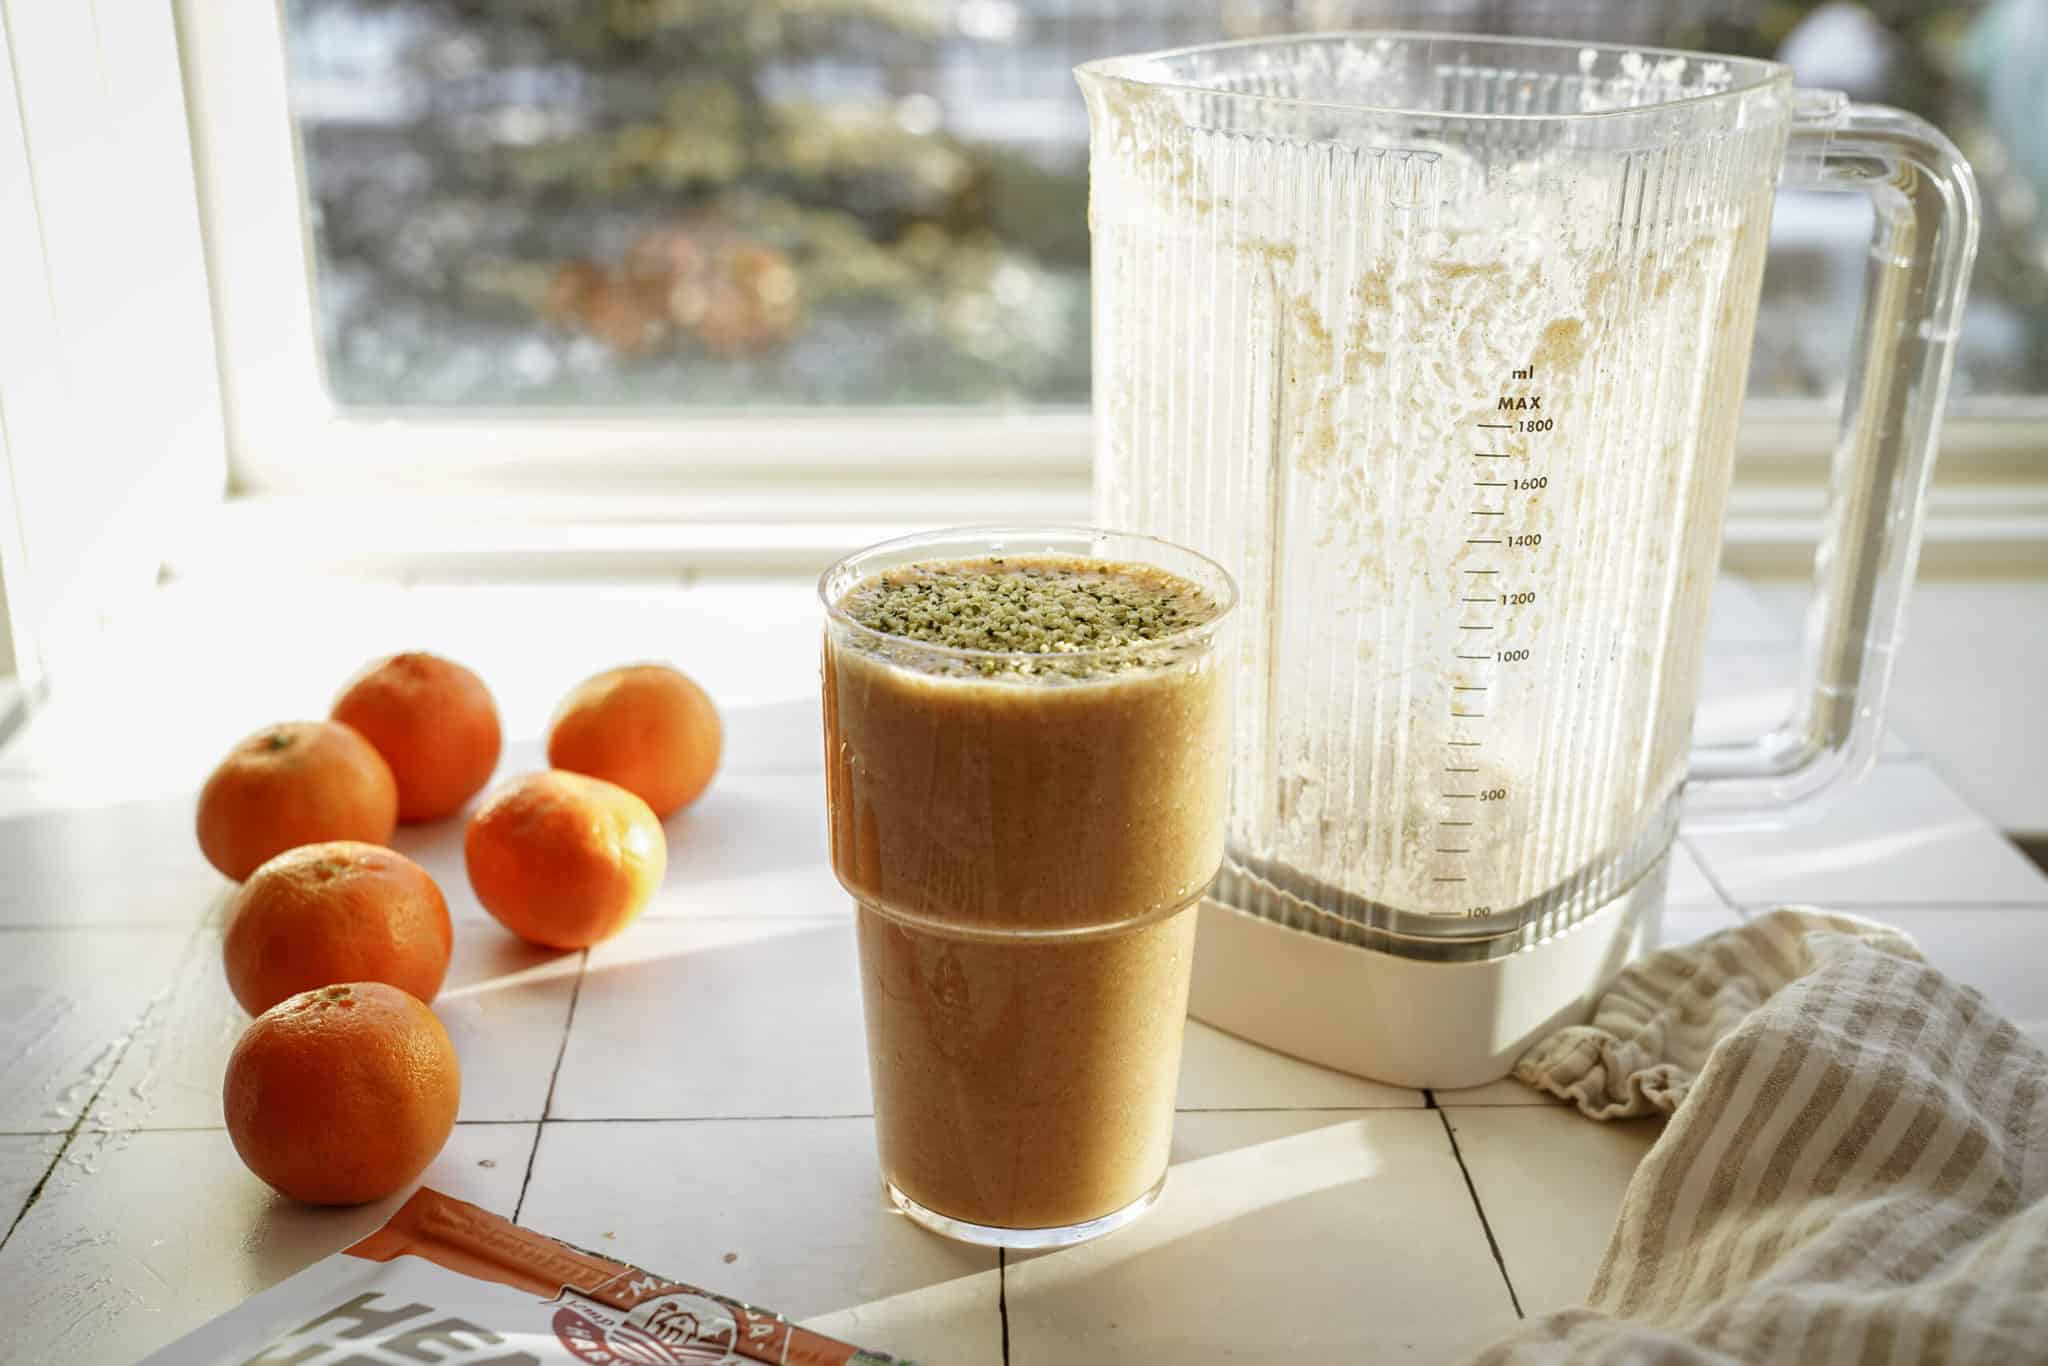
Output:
[141, 1187, 920, 1364]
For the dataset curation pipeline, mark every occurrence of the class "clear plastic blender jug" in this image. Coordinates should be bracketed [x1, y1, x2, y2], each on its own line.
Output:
[1079, 34, 1977, 1087]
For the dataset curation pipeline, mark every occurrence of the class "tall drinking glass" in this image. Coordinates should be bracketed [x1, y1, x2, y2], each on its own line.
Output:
[821, 526, 1236, 1248]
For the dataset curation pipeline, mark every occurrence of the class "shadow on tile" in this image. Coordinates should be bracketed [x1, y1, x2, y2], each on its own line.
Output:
[516, 1116, 1000, 1363]
[381, 736, 541, 899]
[662, 777, 828, 883]
[386, 818, 475, 912]
[224, 1125, 535, 1323]
[92, 920, 580, 1130]
[1176, 1021, 1422, 1111]
[1442, 1106, 1665, 1317]
[553, 918, 870, 1119]
[435, 930, 584, 1123]
[800, 1273, 1004, 1366]
[0, 1123, 534, 1364]
[1005, 1112, 1517, 1363]
[439, 930, 579, 997]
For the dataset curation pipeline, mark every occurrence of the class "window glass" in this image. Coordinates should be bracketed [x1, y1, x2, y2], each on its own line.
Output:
[284, 0, 2046, 408]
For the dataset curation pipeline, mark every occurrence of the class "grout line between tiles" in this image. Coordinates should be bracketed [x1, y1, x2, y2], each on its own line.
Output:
[1436, 1108, 1525, 1321]
[998, 1248, 1011, 1366]
[1, 917, 210, 1251]
[1174, 1101, 1425, 1113]
[515, 948, 588, 1224]
[0, 1127, 82, 1254]
[1432, 1101, 1567, 1110]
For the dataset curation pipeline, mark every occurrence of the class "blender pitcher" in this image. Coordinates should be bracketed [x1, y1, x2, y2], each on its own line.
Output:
[1078, 34, 1977, 1088]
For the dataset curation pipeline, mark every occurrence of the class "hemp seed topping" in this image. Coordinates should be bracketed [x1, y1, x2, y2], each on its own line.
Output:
[840, 555, 1216, 675]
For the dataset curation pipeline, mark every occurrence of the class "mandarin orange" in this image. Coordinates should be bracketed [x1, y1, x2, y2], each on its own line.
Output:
[197, 721, 398, 881]
[223, 982, 460, 1205]
[547, 664, 721, 818]
[333, 652, 502, 823]
[464, 770, 666, 949]
[223, 841, 452, 1015]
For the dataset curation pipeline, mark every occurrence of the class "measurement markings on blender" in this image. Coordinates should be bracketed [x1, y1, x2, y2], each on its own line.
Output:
[1443, 369, 1552, 918]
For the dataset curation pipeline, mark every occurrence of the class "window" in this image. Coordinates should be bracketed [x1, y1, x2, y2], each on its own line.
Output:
[187, 2, 2047, 491]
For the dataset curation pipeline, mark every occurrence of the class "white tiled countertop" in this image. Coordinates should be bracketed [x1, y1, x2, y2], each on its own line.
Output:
[1, 576, 2044, 1365]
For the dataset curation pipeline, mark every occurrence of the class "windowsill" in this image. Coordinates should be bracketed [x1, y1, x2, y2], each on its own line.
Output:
[167, 456, 2048, 584]
[165, 486, 1094, 583]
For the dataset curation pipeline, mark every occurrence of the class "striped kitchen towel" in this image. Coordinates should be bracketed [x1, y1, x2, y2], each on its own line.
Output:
[1466, 908, 2048, 1365]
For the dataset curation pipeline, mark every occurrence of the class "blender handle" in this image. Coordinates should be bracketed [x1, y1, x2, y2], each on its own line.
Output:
[1684, 92, 1980, 832]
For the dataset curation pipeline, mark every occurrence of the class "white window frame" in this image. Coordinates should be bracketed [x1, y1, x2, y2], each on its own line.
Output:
[177, 0, 1091, 502]
[0, 0, 223, 683]
[175, 2, 2046, 571]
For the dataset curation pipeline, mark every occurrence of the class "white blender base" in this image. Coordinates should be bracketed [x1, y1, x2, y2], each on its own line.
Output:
[1188, 861, 1664, 1090]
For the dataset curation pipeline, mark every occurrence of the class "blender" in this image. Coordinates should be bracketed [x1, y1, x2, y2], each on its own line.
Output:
[1079, 33, 1978, 1087]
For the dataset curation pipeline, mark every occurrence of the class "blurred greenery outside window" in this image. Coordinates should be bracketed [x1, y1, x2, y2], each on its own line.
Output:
[284, 0, 2048, 412]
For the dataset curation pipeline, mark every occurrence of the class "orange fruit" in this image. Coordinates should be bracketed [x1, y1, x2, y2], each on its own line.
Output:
[223, 841, 453, 1016]
[464, 770, 666, 949]
[197, 721, 399, 881]
[333, 652, 502, 823]
[547, 664, 722, 818]
[223, 982, 460, 1206]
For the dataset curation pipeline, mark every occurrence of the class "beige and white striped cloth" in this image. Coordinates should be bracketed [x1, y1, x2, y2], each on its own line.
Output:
[1466, 908, 2048, 1365]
